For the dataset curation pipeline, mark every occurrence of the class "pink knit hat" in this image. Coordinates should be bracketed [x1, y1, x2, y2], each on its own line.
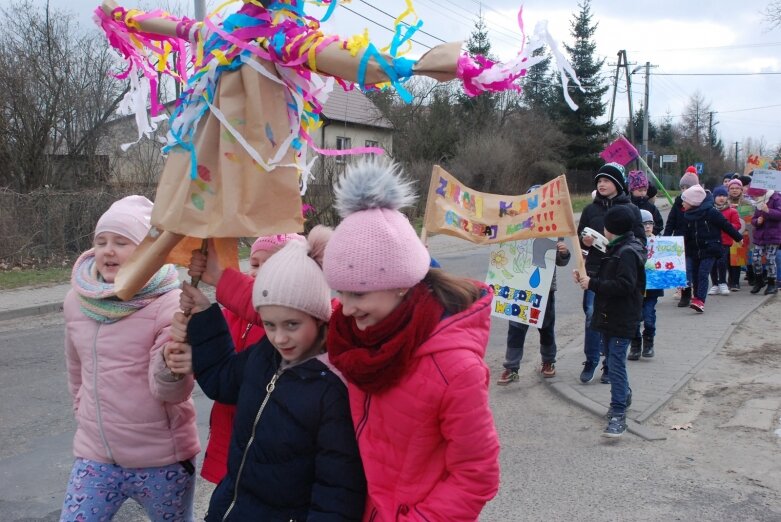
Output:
[251, 233, 305, 256]
[728, 178, 743, 190]
[681, 185, 707, 207]
[323, 158, 430, 292]
[627, 170, 649, 191]
[252, 226, 332, 321]
[95, 195, 153, 245]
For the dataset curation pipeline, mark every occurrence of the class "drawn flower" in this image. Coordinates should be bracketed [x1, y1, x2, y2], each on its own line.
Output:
[491, 250, 509, 269]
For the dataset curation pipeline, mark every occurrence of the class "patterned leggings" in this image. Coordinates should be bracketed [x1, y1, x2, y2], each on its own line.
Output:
[60, 458, 195, 522]
[753, 244, 779, 278]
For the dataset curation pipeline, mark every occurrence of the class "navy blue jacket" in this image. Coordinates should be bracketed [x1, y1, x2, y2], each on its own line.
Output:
[588, 232, 646, 339]
[578, 193, 646, 276]
[663, 195, 686, 237]
[189, 305, 366, 522]
[681, 199, 743, 260]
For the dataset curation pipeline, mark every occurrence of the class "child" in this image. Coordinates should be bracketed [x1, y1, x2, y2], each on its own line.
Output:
[679, 185, 743, 312]
[497, 235, 571, 383]
[192, 233, 303, 485]
[709, 186, 742, 296]
[750, 189, 781, 295]
[663, 166, 700, 307]
[577, 162, 644, 385]
[322, 158, 500, 519]
[574, 205, 646, 438]
[629, 209, 663, 360]
[628, 170, 664, 235]
[727, 178, 752, 290]
[61, 196, 199, 520]
[165, 228, 367, 520]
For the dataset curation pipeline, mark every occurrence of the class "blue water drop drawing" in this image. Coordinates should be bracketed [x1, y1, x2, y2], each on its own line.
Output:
[529, 266, 541, 288]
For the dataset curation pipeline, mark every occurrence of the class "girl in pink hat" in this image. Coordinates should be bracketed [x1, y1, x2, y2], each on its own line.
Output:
[61, 196, 199, 520]
[322, 158, 500, 521]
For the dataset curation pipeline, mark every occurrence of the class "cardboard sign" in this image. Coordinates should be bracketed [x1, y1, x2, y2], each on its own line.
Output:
[645, 236, 688, 290]
[486, 239, 555, 326]
[599, 136, 639, 166]
[748, 168, 781, 192]
[422, 166, 577, 244]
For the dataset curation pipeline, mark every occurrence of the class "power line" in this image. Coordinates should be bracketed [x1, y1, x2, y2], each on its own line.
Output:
[340, 4, 433, 50]
[357, 0, 447, 44]
[651, 71, 781, 76]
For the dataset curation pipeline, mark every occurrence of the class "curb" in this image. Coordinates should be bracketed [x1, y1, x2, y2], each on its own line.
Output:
[0, 302, 64, 322]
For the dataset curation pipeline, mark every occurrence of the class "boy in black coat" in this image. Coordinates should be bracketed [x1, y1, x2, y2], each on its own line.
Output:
[574, 205, 646, 438]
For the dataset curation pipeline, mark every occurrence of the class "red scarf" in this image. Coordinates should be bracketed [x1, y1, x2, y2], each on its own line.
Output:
[327, 283, 444, 394]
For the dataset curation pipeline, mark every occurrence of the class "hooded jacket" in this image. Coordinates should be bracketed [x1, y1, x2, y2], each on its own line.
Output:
[343, 284, 500, 522]
[190, 304, 366, 522]
[63, 289, 200, 468]
[682, 197, 743, 259]
[751, 191, 781, 246]
[578, 192, 646, 276]
[588, 232, 646, 339]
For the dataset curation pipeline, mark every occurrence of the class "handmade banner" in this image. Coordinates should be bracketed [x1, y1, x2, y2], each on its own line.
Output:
[645, 236, 687, 290]
[423, 166, 577, 244]
[599, 135, 639, 165]
[744, 154, 781, 174]
[748, 168, 781, 192]
[485, 239, 555, 326]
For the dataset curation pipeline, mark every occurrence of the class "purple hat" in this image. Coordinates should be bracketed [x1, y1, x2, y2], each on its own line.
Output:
[627, 170, 649, 191]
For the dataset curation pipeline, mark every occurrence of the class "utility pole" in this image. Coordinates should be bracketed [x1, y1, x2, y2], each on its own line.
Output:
[641, 61, 658, 161]
[735, 142, 740, 172]
[194, 0, 206, 20]
[608, 51, 637, 144]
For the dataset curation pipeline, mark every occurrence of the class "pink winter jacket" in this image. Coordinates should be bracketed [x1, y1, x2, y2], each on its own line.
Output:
[348, 286, 500, 522]
[63, 288, 200, 468]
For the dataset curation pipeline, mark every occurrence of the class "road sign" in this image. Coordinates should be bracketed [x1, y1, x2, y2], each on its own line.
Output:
[695, 162, 704, 174]
[660, 154, 677, 164]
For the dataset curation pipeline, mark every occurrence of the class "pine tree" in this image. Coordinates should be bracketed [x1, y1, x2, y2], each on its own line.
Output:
[552, 0, 610, 172]
[522, 47, 555, 112]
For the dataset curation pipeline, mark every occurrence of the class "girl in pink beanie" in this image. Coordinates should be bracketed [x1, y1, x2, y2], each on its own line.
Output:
[184, 231, 303, 484]
[61, 196, 199, 520]
[322, 158, 500, 521]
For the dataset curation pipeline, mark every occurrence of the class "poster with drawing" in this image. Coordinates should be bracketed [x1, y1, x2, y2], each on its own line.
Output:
[486, 238, 556, 326]
[645, 236, 688, 289]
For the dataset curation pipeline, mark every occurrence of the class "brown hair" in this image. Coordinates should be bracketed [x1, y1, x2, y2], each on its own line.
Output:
[423, 269, 481, 315]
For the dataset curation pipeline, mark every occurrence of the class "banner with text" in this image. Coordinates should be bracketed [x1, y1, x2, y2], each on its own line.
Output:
[423, 166, 577, 244]
[485, 239, 555, 326]
[645, 236, 688, 290]
[748, 168, 781, 192]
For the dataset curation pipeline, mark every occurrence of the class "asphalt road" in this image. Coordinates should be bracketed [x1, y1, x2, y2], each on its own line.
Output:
[1, 241, 780, 520]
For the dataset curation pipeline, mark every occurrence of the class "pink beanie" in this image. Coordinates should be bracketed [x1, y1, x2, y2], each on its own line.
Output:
[251, 233, 305, 256]
[95, 195, 153, 245]
[681, 185, 707, 207]
[252, 226, 332, 321]
[728, 178, 743, 190]
[323, 158, 430, 292]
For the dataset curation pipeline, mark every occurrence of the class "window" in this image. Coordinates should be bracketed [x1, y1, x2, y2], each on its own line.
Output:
[365, 140, 379, 148]
[335, 136, 351, 163]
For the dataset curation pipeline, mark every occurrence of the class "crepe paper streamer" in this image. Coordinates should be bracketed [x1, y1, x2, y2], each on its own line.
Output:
[457, 9, 582, 111]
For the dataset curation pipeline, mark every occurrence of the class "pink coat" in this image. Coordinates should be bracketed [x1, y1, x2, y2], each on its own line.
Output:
[349, 287, 500, 522]
[63, 288, 200, 468]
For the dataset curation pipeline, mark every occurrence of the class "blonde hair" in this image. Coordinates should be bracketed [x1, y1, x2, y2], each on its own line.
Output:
[423, 269, 481, 315]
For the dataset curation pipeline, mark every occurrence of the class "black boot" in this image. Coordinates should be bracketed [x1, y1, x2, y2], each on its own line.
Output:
[747, 265, 756, 286]
[765, 277, 778, 295]
[628, 338, 642, 360]
[751, 273, 766, 294]
[642, 335, 655, 358]
[677, 287, 692, 307]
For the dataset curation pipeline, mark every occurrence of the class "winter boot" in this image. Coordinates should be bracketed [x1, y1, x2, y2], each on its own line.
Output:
[628, 338, 642, 360]
[750, 273, 767, 294]
[642, 335, 655, 358]
[746, 265, 756, 286]
[677, 287, 692, 307]
[765, 277, 778, 295]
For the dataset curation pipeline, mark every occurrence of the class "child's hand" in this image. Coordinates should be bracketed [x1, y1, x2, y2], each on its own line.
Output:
[180, 281, 211, 315]
[573, 269, 589, 289]
[757, 216, 765, 225]
[582, 235, 595, 247]
[101, 0, 119, 16]
[164, 342, 193, 375]
[188, 239, 223, 286]
[170, 311, 190, 343]
[757, 202, 769, 213]
[556, 241, 569, 255]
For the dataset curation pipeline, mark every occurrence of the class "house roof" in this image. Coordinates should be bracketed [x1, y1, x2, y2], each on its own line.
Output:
[321, 87, 393, 129]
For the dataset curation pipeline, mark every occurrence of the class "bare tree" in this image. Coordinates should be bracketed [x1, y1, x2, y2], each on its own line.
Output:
[678, 91, 712, 147]
[765, 1, 781, 28]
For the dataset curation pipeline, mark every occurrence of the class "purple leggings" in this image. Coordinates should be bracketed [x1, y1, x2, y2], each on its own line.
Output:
[60, 458, 195, 522]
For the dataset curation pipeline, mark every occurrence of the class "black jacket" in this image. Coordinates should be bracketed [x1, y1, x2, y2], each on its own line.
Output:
[663, 195, 686, 237]
[578, 193, 646, 276]
[189, 305, 366, 522]
[588, 232, 646, 339]
[681, 199, 743, 260]
[631, 195, 664, 235]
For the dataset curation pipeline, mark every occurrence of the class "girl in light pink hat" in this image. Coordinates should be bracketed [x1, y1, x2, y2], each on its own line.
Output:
[61, 196, 199, 521]
[185, 231, 303, 484]
[322, 158, 500, 521]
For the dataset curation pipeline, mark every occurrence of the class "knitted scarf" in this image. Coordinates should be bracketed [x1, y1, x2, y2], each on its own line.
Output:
[714, 199, 730, 211]
[327, 282, 444, 394]
[72, 249, 180, 324]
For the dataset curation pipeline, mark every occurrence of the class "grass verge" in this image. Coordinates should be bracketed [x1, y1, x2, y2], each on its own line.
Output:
[0, 267, 70, 290]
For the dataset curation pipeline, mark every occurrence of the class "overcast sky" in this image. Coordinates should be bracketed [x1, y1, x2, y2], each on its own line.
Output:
[61, 0, 781, 162]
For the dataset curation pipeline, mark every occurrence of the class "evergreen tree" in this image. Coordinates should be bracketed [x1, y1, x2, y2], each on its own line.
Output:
[657, 111, 675, 147]
[458, 12, 497, 130]
[552, 0, 610, 172]
[522, 47, 555, 112]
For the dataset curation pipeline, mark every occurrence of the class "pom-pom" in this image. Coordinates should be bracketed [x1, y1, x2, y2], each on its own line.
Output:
[334, 157, 417, 217]
[306, 225, 332, 268]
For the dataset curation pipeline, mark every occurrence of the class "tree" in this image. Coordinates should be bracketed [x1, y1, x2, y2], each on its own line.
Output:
[458, 13, 497, 131]
[657, 111, 675, 147]
[765, 0, 781, 28]
[522, 47, 555, 113]
[625, 109, 658, 144]
[551, 0, 610, 172]
[679, 91, 712, 147]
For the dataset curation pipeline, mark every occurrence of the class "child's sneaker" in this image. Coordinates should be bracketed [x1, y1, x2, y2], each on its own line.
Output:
[580, 361, 598, 383]
[540, 362, 556, 378]
[718, 283, 730, 295]
[690, 298, 705, 313]
[602, 414, 627, 438]
[497, 369, 519, 386]
[730, 284, 740, 292]
[708, 285, 718, 295]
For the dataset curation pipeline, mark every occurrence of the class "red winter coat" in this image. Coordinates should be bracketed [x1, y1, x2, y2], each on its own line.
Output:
[200, 268, 265, 484]
[718, 205, 742, 246]
[345, 286, 500, 521]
